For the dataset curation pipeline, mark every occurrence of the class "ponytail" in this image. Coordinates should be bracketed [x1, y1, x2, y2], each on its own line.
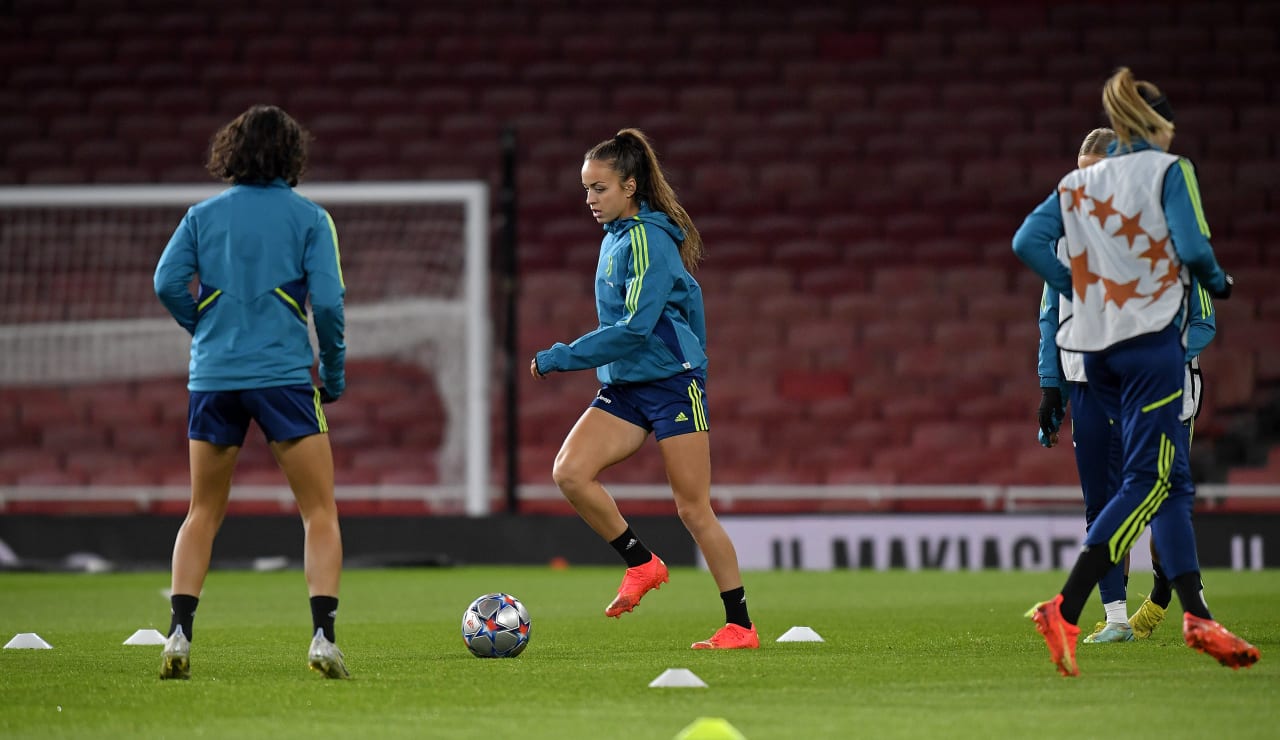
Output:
[1102, 68, 1175, 149]
[585, 128, 704, 271]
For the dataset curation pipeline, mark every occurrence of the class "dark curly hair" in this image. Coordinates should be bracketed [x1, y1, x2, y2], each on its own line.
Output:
[206, 105, 310, 186]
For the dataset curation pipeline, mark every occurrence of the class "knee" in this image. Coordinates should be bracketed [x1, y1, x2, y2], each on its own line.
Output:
[302, 511, 341, 535]
[551, 454, 590, 494]
[298, 499, 340, 527]
[676, 501, 716, 532]
[182, 506, 226, 533]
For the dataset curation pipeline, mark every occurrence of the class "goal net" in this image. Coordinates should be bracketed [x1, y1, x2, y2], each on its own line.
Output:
[0, 182, 491, 515]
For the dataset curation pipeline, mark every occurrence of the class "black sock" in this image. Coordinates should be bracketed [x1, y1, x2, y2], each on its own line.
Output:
[1059, 545, 1114, 624]
[1172, 572, 1211, 620]
[609, 527, 653, 568]
[721, 587, 751, 629]
[1149, 561, 1173, 609]
[310, 595, 339, 643]
[169, 594, 199, 640]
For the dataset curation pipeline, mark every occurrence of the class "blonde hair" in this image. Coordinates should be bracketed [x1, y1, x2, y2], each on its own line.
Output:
[1102, 68, 1175, 148]
[1078, 127, 1116, 158]
[585, 128, 704, 271]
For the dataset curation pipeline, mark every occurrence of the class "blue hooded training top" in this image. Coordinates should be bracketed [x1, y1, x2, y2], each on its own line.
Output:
[535, 201, 707, 385]
[153, 179, 346, 396]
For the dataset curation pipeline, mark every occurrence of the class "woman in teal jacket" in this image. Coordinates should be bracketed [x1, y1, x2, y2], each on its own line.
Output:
[154, 105, 348, 679]
[533, 129, 757, 650]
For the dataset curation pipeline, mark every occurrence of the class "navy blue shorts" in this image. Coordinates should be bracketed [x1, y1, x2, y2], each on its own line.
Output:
[188, 384, 329, 446]
[590, 370, 708, 440]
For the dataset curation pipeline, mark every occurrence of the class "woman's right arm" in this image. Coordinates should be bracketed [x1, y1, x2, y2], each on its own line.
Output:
[1012, 191, 1072, 298]
[306, 209, 347, 399]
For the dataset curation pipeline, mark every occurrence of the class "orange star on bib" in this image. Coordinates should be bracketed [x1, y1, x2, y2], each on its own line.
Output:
[1069, 249, 1100, 302]
[1089, 194, 1119, 229]
[1101, 276, 1143, 308]
[1138, 234, 1170, 266]
[1113, 211, 1146, 248]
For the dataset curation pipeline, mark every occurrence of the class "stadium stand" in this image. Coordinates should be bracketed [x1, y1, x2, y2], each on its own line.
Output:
[0, 0, 1276, 510]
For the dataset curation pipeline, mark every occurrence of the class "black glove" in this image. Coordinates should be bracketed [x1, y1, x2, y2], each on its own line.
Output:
[1210, 273, 1233, 300]
[319, 387, 339, 404]
[1038, 386, 1064, 439]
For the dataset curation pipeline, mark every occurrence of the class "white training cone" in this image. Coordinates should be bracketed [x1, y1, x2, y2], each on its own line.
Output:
[5, 633, 53, 649]
[675, 716, 747, 740]
[252, 556, 288, 571]
[649, 668, 708, 688]
[776, 626, 824, 642]
[123, 629, 167, 646]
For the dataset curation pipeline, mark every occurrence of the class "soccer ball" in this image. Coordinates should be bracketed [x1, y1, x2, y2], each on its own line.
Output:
[461, 592, 531, 658]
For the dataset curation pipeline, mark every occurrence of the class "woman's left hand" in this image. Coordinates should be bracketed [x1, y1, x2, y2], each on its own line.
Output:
[530, 358, 545, 380]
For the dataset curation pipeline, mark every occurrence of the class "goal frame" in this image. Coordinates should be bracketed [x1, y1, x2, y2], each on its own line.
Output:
[0, 182, 492, 517]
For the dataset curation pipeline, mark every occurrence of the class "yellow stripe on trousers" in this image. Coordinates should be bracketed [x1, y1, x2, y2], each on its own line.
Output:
[1108, 434, 1173, 562]
[1141, 388, 1182, 413]
[313, 388, 329, 433]
[687, 380, 708, 432]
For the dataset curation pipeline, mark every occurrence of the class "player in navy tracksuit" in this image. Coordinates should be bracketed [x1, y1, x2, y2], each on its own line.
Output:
[1036, 128, 1218, 644]
[153, 105, 349, 679]
[1013, 69, 1256, 675]
[532, 128, 757, 650]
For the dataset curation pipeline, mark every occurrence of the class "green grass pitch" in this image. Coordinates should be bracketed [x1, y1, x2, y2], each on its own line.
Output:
[2, 566, 1277, 739]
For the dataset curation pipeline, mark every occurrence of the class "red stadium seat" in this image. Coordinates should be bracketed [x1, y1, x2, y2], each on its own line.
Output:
[921, 5, 981, 29]
[883, 33, 944, 62]
[883, 212, 945, 243]
[741, 85, 803, 115]
[861, 319, 928, 354]
[0, 448, 60, 479]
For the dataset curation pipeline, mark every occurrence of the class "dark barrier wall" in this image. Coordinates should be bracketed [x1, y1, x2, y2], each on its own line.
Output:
[0, 514, 1272, 571]
[0, 515, 696, 570]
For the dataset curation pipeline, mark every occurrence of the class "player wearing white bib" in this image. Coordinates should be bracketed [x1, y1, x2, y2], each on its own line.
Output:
[1037, 129, 1217, 645]
[1013, 69, 1256, 676]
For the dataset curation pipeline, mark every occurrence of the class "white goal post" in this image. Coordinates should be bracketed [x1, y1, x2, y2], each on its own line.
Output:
[0, 182, 492, 516]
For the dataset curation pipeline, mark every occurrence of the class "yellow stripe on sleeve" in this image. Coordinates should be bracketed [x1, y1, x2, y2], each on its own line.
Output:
[325, 211, 345, 289]
[1177, 159, 1212, 238]
[625, 225, 650, 316]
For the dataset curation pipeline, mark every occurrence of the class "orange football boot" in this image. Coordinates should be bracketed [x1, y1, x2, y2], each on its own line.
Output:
[605, 554, 669, 618]
[1026, 593, 1081, 677]
[691, 622, 760, 650]
[1183, 613, 1260, 669]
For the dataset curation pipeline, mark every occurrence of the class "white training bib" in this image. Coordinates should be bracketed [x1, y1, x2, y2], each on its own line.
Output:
[1055, 150, 1186, 352]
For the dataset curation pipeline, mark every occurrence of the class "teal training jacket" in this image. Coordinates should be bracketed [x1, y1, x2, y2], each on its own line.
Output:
[536, 201, 707, 385]
[153, 179, 346, 396]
